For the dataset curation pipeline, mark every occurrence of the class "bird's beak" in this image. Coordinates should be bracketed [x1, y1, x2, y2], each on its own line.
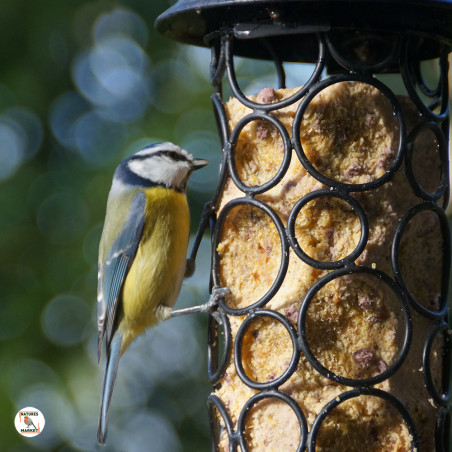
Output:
[193, 158, 209, 170]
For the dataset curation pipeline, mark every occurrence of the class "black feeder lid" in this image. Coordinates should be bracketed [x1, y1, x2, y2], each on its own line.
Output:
[155, 0, 452, 63]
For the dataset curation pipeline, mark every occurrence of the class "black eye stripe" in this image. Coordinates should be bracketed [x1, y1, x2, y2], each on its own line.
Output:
[129, 150, 189, 163]
[166, 151, 187, 162]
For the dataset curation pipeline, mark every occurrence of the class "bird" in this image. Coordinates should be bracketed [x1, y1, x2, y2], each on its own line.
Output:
[24, 416, 37, 429]
[96, 142, 208, 444]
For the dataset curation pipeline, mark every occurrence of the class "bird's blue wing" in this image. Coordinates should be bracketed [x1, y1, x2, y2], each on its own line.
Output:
[97, 191, 146, 361]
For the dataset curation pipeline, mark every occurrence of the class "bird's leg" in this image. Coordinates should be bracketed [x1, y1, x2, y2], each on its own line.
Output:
[165, 286, 230, 323]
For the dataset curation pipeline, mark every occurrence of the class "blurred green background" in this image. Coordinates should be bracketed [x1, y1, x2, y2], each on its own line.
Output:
[0, 1, 219, 451]
[0, 1, 451, 451]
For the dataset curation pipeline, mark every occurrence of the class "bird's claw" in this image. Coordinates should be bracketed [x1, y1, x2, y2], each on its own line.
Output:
[208, 286, 230, 305]
[205, 286, 230, 324]
[168, 286, 230, 323]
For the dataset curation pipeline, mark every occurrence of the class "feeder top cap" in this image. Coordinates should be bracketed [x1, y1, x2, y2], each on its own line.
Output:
[155, 0, 452, 55]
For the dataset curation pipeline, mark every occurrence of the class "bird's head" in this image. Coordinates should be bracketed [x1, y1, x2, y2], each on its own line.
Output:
[115, 142, 208, 192]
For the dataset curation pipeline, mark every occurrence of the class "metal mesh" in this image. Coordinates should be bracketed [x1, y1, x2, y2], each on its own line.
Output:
[200, 30, 451, 451]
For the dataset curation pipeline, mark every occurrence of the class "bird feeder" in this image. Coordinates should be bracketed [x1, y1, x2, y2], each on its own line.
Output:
[155, 1, 452, 450]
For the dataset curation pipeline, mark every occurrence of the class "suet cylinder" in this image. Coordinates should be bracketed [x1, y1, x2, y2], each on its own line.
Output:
[155, 1, 452, 450]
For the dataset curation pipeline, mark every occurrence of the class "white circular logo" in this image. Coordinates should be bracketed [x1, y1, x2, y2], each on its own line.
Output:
[14, 407, 45, 437]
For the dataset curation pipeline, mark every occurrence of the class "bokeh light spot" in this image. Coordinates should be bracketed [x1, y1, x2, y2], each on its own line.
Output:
[93, 9, 148, 47]
[117, 410, 182, 452]
[5, 107, 43, 159]
[0, 117, 26, 181]
[72, 35, 151, 123]
[50, 91, 90, 150]
[73, 111, 126, 166]
[42, 295, 91, 346]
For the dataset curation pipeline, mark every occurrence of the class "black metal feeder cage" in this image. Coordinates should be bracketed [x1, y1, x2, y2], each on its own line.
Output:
[156, 1, 452, 451]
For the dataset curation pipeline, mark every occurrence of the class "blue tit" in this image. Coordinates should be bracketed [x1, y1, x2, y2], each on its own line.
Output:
[96, 142, 208, 444]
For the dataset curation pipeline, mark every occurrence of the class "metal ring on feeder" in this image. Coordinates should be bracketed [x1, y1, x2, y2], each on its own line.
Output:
[292, 74, 407, 192]
[297, 265, 413, 387]
[233, 308, 300, 390]
[391, 201, 451, 320]
[287, 188, 369, 270]
[324, 29, 401, 74]
[224, 32, 326, 112]
[208, 394, 237, 450]
[227, 113, 292, 195]
[422, 321, 451, 406]
[400, 36, 450, 122]
[405, 120, 449, 202]
[307, 387, 419, 451]
[207, 309, 232, 386]
[212, 197, 290, 316]
[436, 406, 451, 452]
[237, 390, 308, 452]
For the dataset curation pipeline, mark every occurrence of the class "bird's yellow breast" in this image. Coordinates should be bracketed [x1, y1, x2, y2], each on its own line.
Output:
[120, 186, 190, 346]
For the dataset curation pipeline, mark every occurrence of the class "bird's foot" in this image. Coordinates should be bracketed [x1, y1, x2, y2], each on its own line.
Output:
[205, 286, 230, 324]
[169, 286, 230, 323]
[205, 286, 230, 309]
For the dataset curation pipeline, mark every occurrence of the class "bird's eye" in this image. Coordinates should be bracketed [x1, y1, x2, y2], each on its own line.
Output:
[167, 151, 186, 162]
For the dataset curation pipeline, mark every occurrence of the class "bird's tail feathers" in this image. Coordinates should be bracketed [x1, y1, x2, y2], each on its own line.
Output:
[97, 332, 123, 445]
[97, 331, 104, 364]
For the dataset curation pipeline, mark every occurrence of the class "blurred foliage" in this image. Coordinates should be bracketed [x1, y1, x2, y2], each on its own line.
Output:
[0, 1, 451, 451]
[0, 1, 218, 451]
